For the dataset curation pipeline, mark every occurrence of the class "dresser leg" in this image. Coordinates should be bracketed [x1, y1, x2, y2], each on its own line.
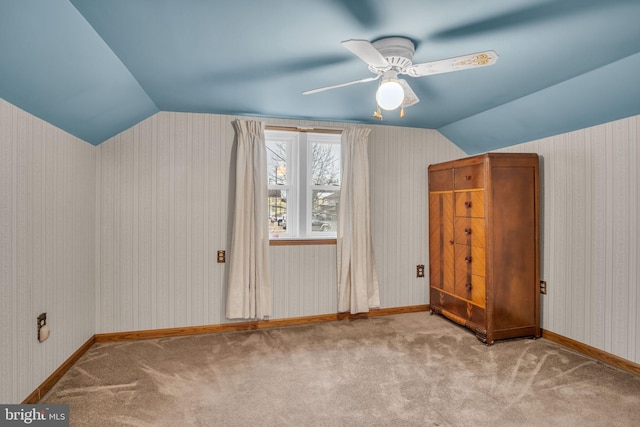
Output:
[476, 333, 493, 346]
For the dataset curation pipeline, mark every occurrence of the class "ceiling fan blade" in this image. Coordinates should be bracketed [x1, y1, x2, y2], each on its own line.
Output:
[406, 51, 498, 77]
[398, 80, 419, 107]
[430, 0, 613, 41]
[341, 39, 389, 68]
[329, 0, 381, 29]
[302, 75, 380, 95]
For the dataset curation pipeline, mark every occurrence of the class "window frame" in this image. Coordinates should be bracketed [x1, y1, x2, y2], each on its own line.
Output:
[265, 128, 341, 242]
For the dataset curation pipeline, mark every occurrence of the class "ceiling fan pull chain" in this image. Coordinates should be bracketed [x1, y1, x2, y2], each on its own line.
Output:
[372, 106, 383, 120]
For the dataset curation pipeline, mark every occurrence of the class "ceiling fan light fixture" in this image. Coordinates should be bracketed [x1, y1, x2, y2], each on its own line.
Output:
[376, 71, 404, 110]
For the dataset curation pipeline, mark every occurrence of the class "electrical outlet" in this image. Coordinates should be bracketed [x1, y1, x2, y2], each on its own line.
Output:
[540, 281, 547, 295]
[217, 250, 226, 263]
[416, 264, 425, 278]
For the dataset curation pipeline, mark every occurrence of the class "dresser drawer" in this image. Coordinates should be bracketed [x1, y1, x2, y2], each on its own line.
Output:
[455, 272, 486, 308]
[455, 245, 486, 277]
[455, 191, 485, 217]
[430, 288, 486, 326]
[429, 168, 454, 191]
[454, 164, 484, 189]
[454, 218, 485, 248]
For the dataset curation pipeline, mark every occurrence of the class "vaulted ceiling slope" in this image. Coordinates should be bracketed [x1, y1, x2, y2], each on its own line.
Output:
[1, 0, 639, 154]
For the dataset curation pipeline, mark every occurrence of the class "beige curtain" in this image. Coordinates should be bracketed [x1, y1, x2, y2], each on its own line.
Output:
[337, 128, 380, 314]
[226, 120, 271, 319]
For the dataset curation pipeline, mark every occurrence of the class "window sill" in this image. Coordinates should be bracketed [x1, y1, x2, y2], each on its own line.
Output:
[270, 239, 337, 246]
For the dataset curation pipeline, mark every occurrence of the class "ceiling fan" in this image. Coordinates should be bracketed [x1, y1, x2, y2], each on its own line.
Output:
[303, 37, 498, 118]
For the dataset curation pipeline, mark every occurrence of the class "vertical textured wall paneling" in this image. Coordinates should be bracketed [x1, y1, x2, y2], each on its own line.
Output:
[587, 125, 607, 350]
[609, 118, 636, 358]
[633, 116, 639, 360]
[98, 138, 113, 332]
[14, 111, 32, 397]
[0, 99, 18, 403]
[187, 114, 203, 326]
[0, 98, 95, 403]
[136, 118, 152, 330]
[498, 114, 640, 363]
[630, 117, 639, 359]
[122, 122, 138, 331]
[155, 114, 170, 329]
[269, 245, 337, 318]
[95, 142, 102, 332]
[96, 112, 236, 332]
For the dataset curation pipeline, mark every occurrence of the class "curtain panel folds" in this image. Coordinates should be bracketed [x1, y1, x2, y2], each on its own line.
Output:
[226, 120, 271, 319]
[337, 128, 381, 314]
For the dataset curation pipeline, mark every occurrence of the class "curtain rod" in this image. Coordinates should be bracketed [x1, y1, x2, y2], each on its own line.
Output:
[265, 125, 342, 134]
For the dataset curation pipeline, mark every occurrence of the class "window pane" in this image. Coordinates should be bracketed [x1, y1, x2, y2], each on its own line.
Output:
[269, 190, 288, 237]
[312, 189, 339, 233]
[311, 142, 340, 186]
[266, 131, 339, 240]
[267, 140, 288, 186]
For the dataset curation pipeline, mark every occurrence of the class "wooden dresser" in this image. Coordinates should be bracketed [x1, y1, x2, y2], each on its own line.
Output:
[428, 153, 540, 344]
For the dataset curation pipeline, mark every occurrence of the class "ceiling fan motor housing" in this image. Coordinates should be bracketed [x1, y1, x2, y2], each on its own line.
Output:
[369, 37, 415, 74]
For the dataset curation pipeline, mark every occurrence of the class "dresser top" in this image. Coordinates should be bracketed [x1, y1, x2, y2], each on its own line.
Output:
[428, 152, 539, 171]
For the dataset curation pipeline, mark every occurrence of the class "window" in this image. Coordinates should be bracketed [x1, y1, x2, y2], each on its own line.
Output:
[266, 129, 341, 240]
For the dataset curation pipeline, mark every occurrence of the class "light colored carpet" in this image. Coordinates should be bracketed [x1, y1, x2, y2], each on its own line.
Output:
[42, 312, 640, 426]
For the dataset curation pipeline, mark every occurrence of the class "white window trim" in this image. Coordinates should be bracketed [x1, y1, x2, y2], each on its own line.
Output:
[266, 129, 341, 240]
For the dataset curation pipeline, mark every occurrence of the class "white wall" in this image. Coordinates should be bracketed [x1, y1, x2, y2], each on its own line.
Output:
[0, 99, 96, 403]
[95, 112, 463, 332]
[498, 114, 640, 364]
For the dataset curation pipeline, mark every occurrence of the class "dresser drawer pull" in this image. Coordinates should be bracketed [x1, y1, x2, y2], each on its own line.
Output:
[465, 283, 472, 291]
[465, 256, 472, 263]
[464, 228, 472, 235]
[464, 201, 472, 208]
[449, 240, 454, 245]
[465, 175, 472, 181]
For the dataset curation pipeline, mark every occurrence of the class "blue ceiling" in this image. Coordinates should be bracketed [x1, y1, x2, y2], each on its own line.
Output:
[1, 0, 639, 154]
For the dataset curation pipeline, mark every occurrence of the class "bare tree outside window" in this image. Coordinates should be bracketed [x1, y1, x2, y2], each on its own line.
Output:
[311, 143, 340, 186]
[311, 140, 340, 232]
